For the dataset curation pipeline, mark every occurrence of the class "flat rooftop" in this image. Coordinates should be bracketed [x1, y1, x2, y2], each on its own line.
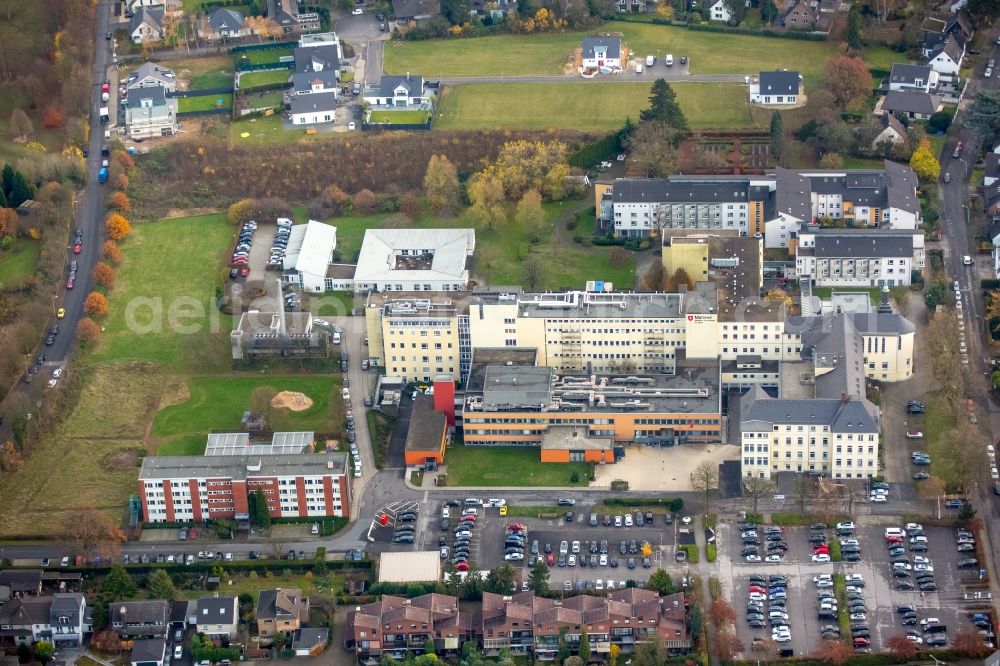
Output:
[139, 452, 348, 480]
[778, 360, 818, 400]
[237, 311, 313, 336]
[366, 291, 473, 315]
[466, 348, 539, 393]
[467, 362, 721, 415]
[406, 395, 447, 451]
[512, 291, 684, 319]
[540, 428, 612, 451]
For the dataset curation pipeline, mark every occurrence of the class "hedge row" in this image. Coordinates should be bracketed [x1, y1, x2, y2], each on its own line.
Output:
[13, 559, 371, 577]
[602, 497, 684, 512]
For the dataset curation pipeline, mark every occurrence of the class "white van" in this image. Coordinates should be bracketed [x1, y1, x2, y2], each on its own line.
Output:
[635, 63, 643, 74]
[665, 54, 674, 66]
[332, 331, 341, 344]
[645, 55, 655, 67]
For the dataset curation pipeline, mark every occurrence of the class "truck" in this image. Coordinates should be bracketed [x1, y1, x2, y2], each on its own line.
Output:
[99, 107, 109, 124]
[665, 54, 674, 66]
[98, 167, 108, 183]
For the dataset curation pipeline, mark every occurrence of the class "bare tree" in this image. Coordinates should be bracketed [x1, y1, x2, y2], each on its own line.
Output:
[741, 475, 775, 515]
[792, 475, 816, 514]
[841, 479, 866, 515]
[691, 462, 719, 513]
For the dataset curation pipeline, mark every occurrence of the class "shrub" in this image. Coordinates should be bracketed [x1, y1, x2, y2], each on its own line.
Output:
[84, 292, 109, 316]
[105, 213, 131, 240]
[706, 543, 717, 562]
[76, 317, 101, 342]
[107, 192, 131, 213]
[353, 189, 378, 214]
[102, 240, 121, 263]
[92, 262, 115, 287]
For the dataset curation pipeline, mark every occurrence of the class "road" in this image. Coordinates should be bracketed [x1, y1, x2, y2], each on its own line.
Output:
[0, 0, 113, 440]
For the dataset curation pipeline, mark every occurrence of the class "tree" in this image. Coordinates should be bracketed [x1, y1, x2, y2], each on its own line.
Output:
[909, 138, 941, 183]
[647, 568, 676, 594]
[102, 240, 121, 263]
[424, 154, 461, 214]
[640, 79, 688, 131]
[1, 163, 13, 197]
[608, 644, 620, 666]
[764, 288, 792, 307]
[8, 108, 33, 141]
[8, 170, 32, 207]
[760, 0, 779, 21]
[147, 569, 177, 601]
[627, 121, 678, 177]
[714, 629, 744, 661]
[34, 642, 53, 665]
[477, 140, 569, 201]
[93, 262, 115, 287]
[741, 475, 775, 514]
[105, 212, 132, 240]
[108, 191, 131, 213]
[64, 507, 126, 558]
[819, 152, 844, 169]
[578, 628, 591, 662]
[792, 474, 815, 513]
[690, 461, 719, 511]
[968, 88, 1000, 146]
[353, 188, 378, 214]
[923, 279, 951, 310]
[401, 193, 421, 220]
[527, 559, 550, 594]
[824, 56, 873, 108]
[0, 441, 24, 473]
[642, 261, 666, 292]
[515, 189, 545, 228]
[769, 111, 784, 162]
[42, 107, 65, 128]
[722, 0, 747, 23]
[441, 0, 470, 23]
[664, 267, 694, 291]
[84, 292, 109, 316]
[102, 564, 137, 601]
[227, 198, 257, 226]
[557, 627, 571, 663]
[77, 317, 101, 342]
[709, 599, 737, 627]
[0, 207, 16, 237]
[249, 489, 272, 528]
[468, 174, 507, 228]
[814, 639, 853, 665]
[884, 634, 918, 659]
[523, 256, 545, 290]
[846, 4, 863, 50]
[485, 564, 517, 594]
[953, 627, 992, 658]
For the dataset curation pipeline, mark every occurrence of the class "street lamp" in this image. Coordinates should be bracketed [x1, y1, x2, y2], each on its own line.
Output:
[957, 156, 969, 177]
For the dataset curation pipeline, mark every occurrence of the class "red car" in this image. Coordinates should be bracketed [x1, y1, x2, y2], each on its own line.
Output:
[507, 522, 525, 531]
[232, 257, 248, 265]
[813, 546, 830, 554]
[73, 243, 81, 254]
[66, 277, 75, 289]
[886, 535, 903, 544]
[240, 266, 249, 277]
[546, 553, 555, 566]
[748, 585, 766, 594]
[455, 562, 469, 572]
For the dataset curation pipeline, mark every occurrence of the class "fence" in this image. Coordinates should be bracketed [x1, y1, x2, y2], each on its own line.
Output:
[230, 40, 298, 53]
[236, 60, 295, 72]
[363, 121, 432, 131]
[169, 86, 235, 98]
[177, 107, 233, 118]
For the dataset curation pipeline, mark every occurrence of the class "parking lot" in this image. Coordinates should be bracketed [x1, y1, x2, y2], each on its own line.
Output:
[720, 520, 993, 657]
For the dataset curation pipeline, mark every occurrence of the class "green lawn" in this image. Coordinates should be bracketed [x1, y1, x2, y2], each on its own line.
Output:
[244, 91, 285, 110]
[862, 46, 900, 72]
[922, 391, 958, 485]
[152, 375, 341, 453]
[385, 23, 838, 80]
[90, 213, 235, 372]
[443, 443, 592, 487]
[369, 110, 432, 124]
[0, 241, 40, 288]
[239, 69, 291, 89]
[435, 82, 757, 131]
[179, 94, 233, 113]
[191, 72, 234, 90]
[812, 287, 883, 304]
[177, 571, 342, 600]
[161, 56, 234, 91]
[238, 47, 294, 66]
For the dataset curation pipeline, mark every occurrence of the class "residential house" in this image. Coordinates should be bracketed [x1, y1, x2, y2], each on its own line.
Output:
[616, 0, 649, 13]
[289, 93, 337, 125]
[281, 220, 337, 291]
[922, 13, 973, 57]
[292, 35, 342, 98]
[707, 0, 732, 22]
[871, 113, 907, 149]
[256, 589, 309, 637]
[881, 90, 942, 119]
[363, 75, 428, 107]
[580, 36, 622, 69]
[0, 597, 50, 645]
[345, 594, 472, 660]
[131, 638, 167, 666]
[984, 151, 1000, 186]
[0, 571, 42, 597]
[986, 182, 1000, 219]
[291, 71, 337, 96]
[292, 628, 329, 656]
[111, 600, 170, 639]
[782, 0, 818, 29]
[125, 0, 160, 13]
[125, 86, 177, 140]
[126, 62, 177, 93]
[927, 34, 964, 74]
[392, 0, 442, 20]
[201, 8, 250, 41]
[47, 593, 89, 647]
[795, 227, 921, 287]
[989, 218, 1000, 278]
[267, 0, 320, 33]
[887, 63, 939, 93]
[749, 71, 802, 105]
[128, 5, 165, 44]
[195, 596, 239, 640]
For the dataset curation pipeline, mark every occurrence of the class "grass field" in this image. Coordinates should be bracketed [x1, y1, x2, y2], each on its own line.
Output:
[443, 443, 592, 487]
[238, 47, 294, 66]
[179, 94, 233, 113]
[151, 375, 341, 453]
[435, 82, 757, 131]
[177, 570, 342, 600]
[368, 110, 432, 124]
[161, 56, 234, 91]
[0, 241, 41, 288]
[90, 213, 235, 373]
[385, 23, 839, 80]
[239, 69, 291, 89]
[923, 391, 958, 486]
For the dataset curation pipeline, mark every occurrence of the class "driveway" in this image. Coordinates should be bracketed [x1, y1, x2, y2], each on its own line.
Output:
[365, 40, 384, 85]
[334, 12, 382, 42]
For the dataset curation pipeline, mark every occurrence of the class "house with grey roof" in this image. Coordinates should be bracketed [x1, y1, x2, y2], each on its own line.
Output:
[580, 36, 622, 70]
[927, 33, 964, 74]
[363, 74, 428, 107]
[129, 5, 165, 44]
[267, 0, 320, 33]
[256, 589, 308, 636]
[131, 638, 166, 666]
[47, 593, 89, 647]
[111, 600, 170, 639]
[201, 8, 249, 41]
[289, 92, 337, 125]
[871, 113, 907, 150]
[125, 86, 177, 140]
[750, 71, 802, 105]
[292, 71, 337, 96]
[0, 570, 42, 597]
[392, 0, 441, 20]
[292, 628, 329, 656]
[795, 227, 922, 287]
[887, 63, 939, 94]
[126, 62, 177, 93]
[0, 598, 50, 644]
[195, 596, 239, 640]
[881, 90, 943, 120]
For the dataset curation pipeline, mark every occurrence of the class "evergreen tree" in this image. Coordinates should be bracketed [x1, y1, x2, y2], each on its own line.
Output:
[578, 628, 591, 662]
[250, 489, 271, 528]
[101, 564, 137, 602]
[639, 79, 688, 132]
[846, 5, 863, 50]
[760, 0, 778, 22]
[147, 569, 178, 601]
[527, 560, 550, 595]
[769, 111, 784, 164]
[0, 186, 7, 208]
[8, 171, 32, 207]
[1, 164, 14, 198]
[557, 627, 571, 663]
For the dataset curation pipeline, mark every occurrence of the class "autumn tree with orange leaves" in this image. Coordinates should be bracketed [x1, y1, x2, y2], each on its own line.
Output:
[102, 240, 121, 263]
[105, 213, 131, 240]
[84, 292, 108, 316]
[884, 634, 918, 660]
[93, 262, 115, 287]
[107, 191, 130, 213]
[76, 318, 101, 343]
[813, 639, 853, 666]
[63, 507, 126, 558]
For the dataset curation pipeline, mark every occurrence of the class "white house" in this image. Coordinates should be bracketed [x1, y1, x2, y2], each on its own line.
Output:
[126, 0, 160, 12]
[289, 92, 337, 125]
[927, 35, 964, 75]
[363, 75, 428, 107]
[353, 228, 475, 292]
[195, 597, 239, 640]
[795, 228, 920, 287]
[291, 71, 337, 95]
[580, 36, 622, 69]
[293, 35, 341, 81]
[871, 113, 906, 149]
[749, 70, 802, 105]
[887, 63, 939, 93]
[129, 5, 165, 44]
[708, 0, 731, 22]
[201, 8, 250, 41]
[281, 219, 338, 292]
[127, 62, 177, 92]
[125, 86, 176, 140]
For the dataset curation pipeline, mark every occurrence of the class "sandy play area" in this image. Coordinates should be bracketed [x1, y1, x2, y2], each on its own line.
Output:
[271, 391, 314, 412]
[593, 444, 739, 491]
